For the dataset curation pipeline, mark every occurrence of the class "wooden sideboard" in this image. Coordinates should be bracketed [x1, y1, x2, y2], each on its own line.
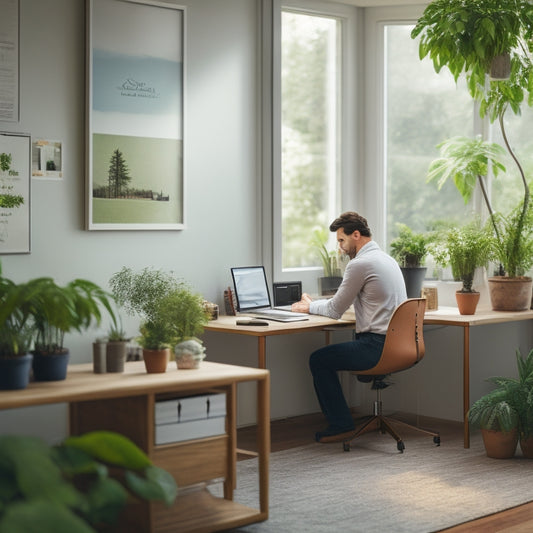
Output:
[0, 361, 270, 533]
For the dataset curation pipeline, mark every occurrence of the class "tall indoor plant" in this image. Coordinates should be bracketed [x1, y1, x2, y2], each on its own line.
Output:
[430, 219, 493, 314]
[412, 0, 533, 310]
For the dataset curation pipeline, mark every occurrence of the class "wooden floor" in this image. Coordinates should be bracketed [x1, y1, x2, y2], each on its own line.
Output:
[237, 412, 533, 532]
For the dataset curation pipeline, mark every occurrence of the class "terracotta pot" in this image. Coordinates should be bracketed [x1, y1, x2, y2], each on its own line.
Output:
[143, 348, 170, 373]
[488, 276, 533, 311]
[455, 291, 480, 315]
[520, 436, 533, 458]
[481, 428, 518, 459]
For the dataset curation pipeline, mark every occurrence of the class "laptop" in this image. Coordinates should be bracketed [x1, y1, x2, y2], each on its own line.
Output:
[230, 266, 309, 322]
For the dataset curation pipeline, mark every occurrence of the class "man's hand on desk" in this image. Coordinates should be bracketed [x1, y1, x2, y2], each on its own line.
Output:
[291, 293, 313, 314]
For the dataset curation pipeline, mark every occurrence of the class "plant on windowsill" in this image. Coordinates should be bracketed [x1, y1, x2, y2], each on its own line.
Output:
[429, 219, 493, 315]
[311, 227, 344, 296]
[389, 223, 430, 298]
[412, 0, 533, 311]
[109, 267, 210, 373]
[0, 430, 177, 532]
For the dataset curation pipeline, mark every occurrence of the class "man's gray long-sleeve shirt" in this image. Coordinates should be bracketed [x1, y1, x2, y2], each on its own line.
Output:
[309, 241, 407, 334]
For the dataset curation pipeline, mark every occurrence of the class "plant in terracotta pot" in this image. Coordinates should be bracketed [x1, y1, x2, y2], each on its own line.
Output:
[489, 348, 533, 458]
[389, 223, 430, 298]
[429, 219, 493, 315]
[109, 267, 209, 373]
[468, 389, 519, 459]
[412, 0, 533, 311]
[31, 278, 116, 381]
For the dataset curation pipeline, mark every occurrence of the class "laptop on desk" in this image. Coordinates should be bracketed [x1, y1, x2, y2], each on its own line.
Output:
[230, 266, 309, 322]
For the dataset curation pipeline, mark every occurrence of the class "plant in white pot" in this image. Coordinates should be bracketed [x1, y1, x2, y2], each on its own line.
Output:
[412, 0, 533, 310]
[429, 219, 493, 315]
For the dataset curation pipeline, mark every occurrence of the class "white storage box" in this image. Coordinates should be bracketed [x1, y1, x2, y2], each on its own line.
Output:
[154, 393, 227, 444]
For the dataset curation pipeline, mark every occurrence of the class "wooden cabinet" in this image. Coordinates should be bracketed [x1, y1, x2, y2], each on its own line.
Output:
[0, 361, 270, 532]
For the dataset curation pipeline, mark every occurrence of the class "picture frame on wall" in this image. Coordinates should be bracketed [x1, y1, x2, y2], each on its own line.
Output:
[0, 131, 31, 254]
[86, 0, 185, 230]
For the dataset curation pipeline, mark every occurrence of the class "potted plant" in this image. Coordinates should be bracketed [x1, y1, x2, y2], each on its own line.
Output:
[0, 272, 47, 389]
[429, 219, 493, 314]
[389, 223, 429, 298]
[412, 0, 533, 311]
[310, 227, 347, 296]
[0, 430, 177, 532]
[468, 390, 519, 458]
[109, 267, 209, 373]
[105, 316, 130, 373]
[489, 348, 533, 458]
[31, 278, 116, 382]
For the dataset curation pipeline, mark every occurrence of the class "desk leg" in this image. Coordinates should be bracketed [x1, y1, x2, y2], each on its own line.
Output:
[258, 336, 267, 369]
[257, 374, 270, 517]
[225, 382, 237, 497]
[463, 324, 470, 449]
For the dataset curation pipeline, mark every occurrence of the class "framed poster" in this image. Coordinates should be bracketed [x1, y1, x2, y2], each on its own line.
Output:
[0, 132, 30, 254]
[32, 139, 63, 179]
[86, 0, 185, 230]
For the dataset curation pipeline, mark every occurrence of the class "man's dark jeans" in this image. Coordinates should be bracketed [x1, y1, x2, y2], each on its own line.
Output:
[309, 332, 386, 432]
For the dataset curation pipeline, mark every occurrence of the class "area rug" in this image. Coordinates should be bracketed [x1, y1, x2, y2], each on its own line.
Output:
[214, 427, 533, 532]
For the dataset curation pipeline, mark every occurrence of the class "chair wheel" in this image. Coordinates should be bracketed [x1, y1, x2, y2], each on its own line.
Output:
[433, 436, 441, 446]
[343, 442, 351, 452]
[397, 440, 405, 452]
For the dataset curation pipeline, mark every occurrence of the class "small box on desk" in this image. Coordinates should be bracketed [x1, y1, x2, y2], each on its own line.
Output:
[154, 393, 226, 445]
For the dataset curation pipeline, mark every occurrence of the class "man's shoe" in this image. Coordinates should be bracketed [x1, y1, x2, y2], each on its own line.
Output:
[315, 427, 356, 444]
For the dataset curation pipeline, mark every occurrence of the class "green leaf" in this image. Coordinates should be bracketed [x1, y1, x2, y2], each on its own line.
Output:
[125, 465, 177, 507]
[64, 431, 151, 470]
[0, 501, 95, 533]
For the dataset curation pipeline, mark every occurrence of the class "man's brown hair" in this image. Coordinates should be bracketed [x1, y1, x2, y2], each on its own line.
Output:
[329, 211, 371, 237]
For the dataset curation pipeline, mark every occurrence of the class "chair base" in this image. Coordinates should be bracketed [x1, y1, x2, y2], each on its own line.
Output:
[342, 412, 441, 452]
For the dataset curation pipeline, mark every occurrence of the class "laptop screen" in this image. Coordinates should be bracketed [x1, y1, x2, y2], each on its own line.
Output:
[231, 266, 272, 311]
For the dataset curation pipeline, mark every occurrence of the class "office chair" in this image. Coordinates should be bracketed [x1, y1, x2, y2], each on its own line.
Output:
[343, 298, 440, 452]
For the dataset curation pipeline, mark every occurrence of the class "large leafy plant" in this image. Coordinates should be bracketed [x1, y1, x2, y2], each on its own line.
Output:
[109, 267, 209, 350]
[0, 431, 177, 533]
[412, 0, 533, 278]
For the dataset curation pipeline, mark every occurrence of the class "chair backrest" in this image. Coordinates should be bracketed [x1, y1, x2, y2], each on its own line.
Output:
[357, 298, 426, 376]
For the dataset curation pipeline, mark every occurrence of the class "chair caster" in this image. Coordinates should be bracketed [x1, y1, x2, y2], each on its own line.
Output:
[343, 441, 351, 452]
[397, 440, 405, 453]
[433, 435, 441, 446]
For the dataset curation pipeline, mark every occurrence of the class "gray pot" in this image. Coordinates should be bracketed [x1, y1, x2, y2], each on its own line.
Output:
[92, 341, 107, 373]
[400, 267, 427, 299]
[106, 341, 127, 373]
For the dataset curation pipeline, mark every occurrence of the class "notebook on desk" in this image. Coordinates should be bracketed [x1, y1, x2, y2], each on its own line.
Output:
[230, 266, 309, 322]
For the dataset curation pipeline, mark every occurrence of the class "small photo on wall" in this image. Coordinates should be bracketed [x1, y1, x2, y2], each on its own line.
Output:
[32, 139, 63, 179]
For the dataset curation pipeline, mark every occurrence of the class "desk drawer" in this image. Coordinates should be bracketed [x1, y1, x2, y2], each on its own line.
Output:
[153, 435, 229, 487]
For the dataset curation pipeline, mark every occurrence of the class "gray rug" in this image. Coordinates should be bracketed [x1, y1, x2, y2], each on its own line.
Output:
[214, 427, 533, 532]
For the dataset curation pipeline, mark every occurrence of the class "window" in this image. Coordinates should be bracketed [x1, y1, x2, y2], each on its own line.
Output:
[280, 9, 341, 270]
[384, 23, 474, 244]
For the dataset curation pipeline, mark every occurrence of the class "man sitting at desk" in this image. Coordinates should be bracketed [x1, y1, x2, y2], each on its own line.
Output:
[291, 211, 407, 443]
